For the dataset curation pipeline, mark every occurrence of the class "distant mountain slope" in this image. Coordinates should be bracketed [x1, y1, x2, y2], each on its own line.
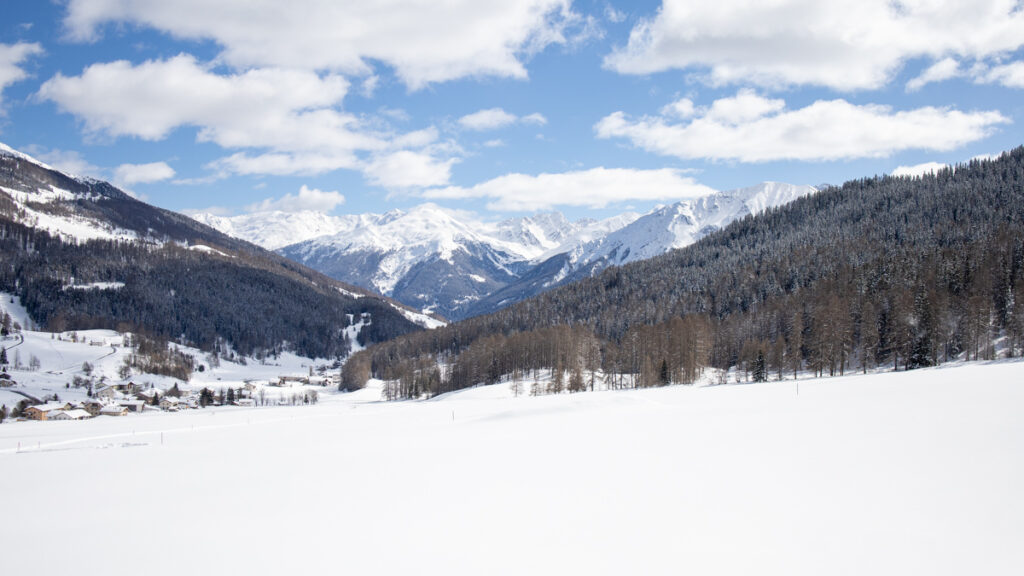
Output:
[200, 184, 812, 320]
[0, 142, 424, 359]
[466, 182, 817, 316]
[344, 147, 1024, 398]
[190, 210, 352, 250]
[256, 204, 636, 319]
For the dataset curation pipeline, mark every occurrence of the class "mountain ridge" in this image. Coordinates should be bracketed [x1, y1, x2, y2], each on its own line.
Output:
[0, 141, 427, 359]
[197, 183, 815, 319]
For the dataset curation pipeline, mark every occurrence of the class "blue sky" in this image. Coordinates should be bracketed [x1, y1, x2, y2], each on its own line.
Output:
[1, 0, 1023, 221]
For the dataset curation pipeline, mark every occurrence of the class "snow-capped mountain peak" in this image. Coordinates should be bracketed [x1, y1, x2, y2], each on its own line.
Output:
[190, 210, 352, 251]
[570, 182, 818, 269]
[196, 182, 814, 320]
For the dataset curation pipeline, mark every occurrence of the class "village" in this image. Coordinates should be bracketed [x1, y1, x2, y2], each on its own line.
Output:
[1, 371, 338, 422]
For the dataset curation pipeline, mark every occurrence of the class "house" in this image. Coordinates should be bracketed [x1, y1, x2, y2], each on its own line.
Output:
[277, 376, 309, 387]
[234, 398, 256, 407]
[159, 396, 181, 411]
[100, 405, 128, 417]
[136, 388, 160, 403]
[93, 385, 123, 400]
[50, 409, 92, 421]
[113, 381, 138, 395]
[0, 371, 14, 387]
[118, 399, 146, 413]
[23, 402, 73, 421]
[79, 399, 106, 416]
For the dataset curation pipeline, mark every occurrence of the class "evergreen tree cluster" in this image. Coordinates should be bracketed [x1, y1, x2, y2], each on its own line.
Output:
[0, 154, 423, 359]
[345, 147, 1024, 397]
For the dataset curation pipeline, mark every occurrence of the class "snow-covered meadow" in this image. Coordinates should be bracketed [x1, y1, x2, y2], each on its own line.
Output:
[1, 360, 1021, 575]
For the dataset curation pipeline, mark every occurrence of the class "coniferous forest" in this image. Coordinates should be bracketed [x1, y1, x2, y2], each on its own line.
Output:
[0, 154, 421, 360]
[344, 147, 1024, 397]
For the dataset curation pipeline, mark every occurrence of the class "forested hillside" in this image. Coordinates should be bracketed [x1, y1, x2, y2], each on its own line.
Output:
[345, 148, 1024, 396]
[0, 148, 422, 360]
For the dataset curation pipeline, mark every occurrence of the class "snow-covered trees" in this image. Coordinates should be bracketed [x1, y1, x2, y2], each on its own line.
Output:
[347, 147, 1024, 399]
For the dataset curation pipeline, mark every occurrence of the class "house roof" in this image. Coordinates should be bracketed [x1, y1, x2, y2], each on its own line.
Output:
[53, 409, 91, 419]
[26, 402, 70, 413]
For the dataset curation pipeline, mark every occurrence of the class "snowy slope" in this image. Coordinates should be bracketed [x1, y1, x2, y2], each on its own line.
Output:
[467, 182, 817, 316]
[271, 204, 635, 319]
[567, 181, 817, 270]
[0, 144, 142, 243]
[190, 210, 352, 250]
[199, 184, 810, 319]
[0, 292, 349, 411]
[1, 360, 1021, 575]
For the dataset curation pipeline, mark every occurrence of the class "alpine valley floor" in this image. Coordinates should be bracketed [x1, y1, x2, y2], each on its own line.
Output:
[1, 360, 1022, 575]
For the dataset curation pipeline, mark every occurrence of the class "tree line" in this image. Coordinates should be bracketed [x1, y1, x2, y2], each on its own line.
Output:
[343, 147, 1024, 397]
[0, 207, 420, 359]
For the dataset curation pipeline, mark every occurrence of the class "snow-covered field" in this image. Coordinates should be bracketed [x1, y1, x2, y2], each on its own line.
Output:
[0, 293, 340, 412]
[1, 360, 1021, 575]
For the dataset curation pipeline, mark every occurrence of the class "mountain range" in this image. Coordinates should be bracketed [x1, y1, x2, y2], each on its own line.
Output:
[0, 141, 428, 360]
[196, 182, 818, 319]
[346, 148, 1024, 397]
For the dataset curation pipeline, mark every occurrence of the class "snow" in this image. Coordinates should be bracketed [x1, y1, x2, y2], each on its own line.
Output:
[391, 303, 446, 329]
[187, 244, 231, 258]
[64, 282, 126, 291]
[0, 298, 350, 410]
[565, 182, 817, 271]
[0, 141, 59, 172]
[1, 360, 1021, 575]
[202, 203, 640, 298]
[190, 210, 351, 251]
[0, 293, 35, 331]
[0, 184, 142, 244]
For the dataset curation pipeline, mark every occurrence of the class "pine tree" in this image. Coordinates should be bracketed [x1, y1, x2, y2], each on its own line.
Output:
[0, 347, 7, 367]
[753, 350, 767, 382]
[0, 404, 7, 424]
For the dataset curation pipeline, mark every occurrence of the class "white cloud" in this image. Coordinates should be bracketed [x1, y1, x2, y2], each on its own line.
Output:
[37, 54, 456, 187]
[892, 162, 948, 178]
[595, 91, 1009, 162]
[483, 139, 505, 148]
[0, 42, 43, 107]
[63, 0, 580, 89]
[906, 57, 962, 91]
[604, 0, 1024, 91]
[360, 74, 380, 98]
[37, 55, 353, 143]
[422, 167, 715, 211]
[364, 151, 457, 189]
[521, 112, 548, 125]
[245, 185, 345, 213]
[458, 108, 519, 131]
[977, 61, 1024, 88]
[22, 146, 103, 179]
[458, 108, 547, 131]
[206, 152, 357, 178]
[113, 161, 175, 185]
[605, 4, 627, 24]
